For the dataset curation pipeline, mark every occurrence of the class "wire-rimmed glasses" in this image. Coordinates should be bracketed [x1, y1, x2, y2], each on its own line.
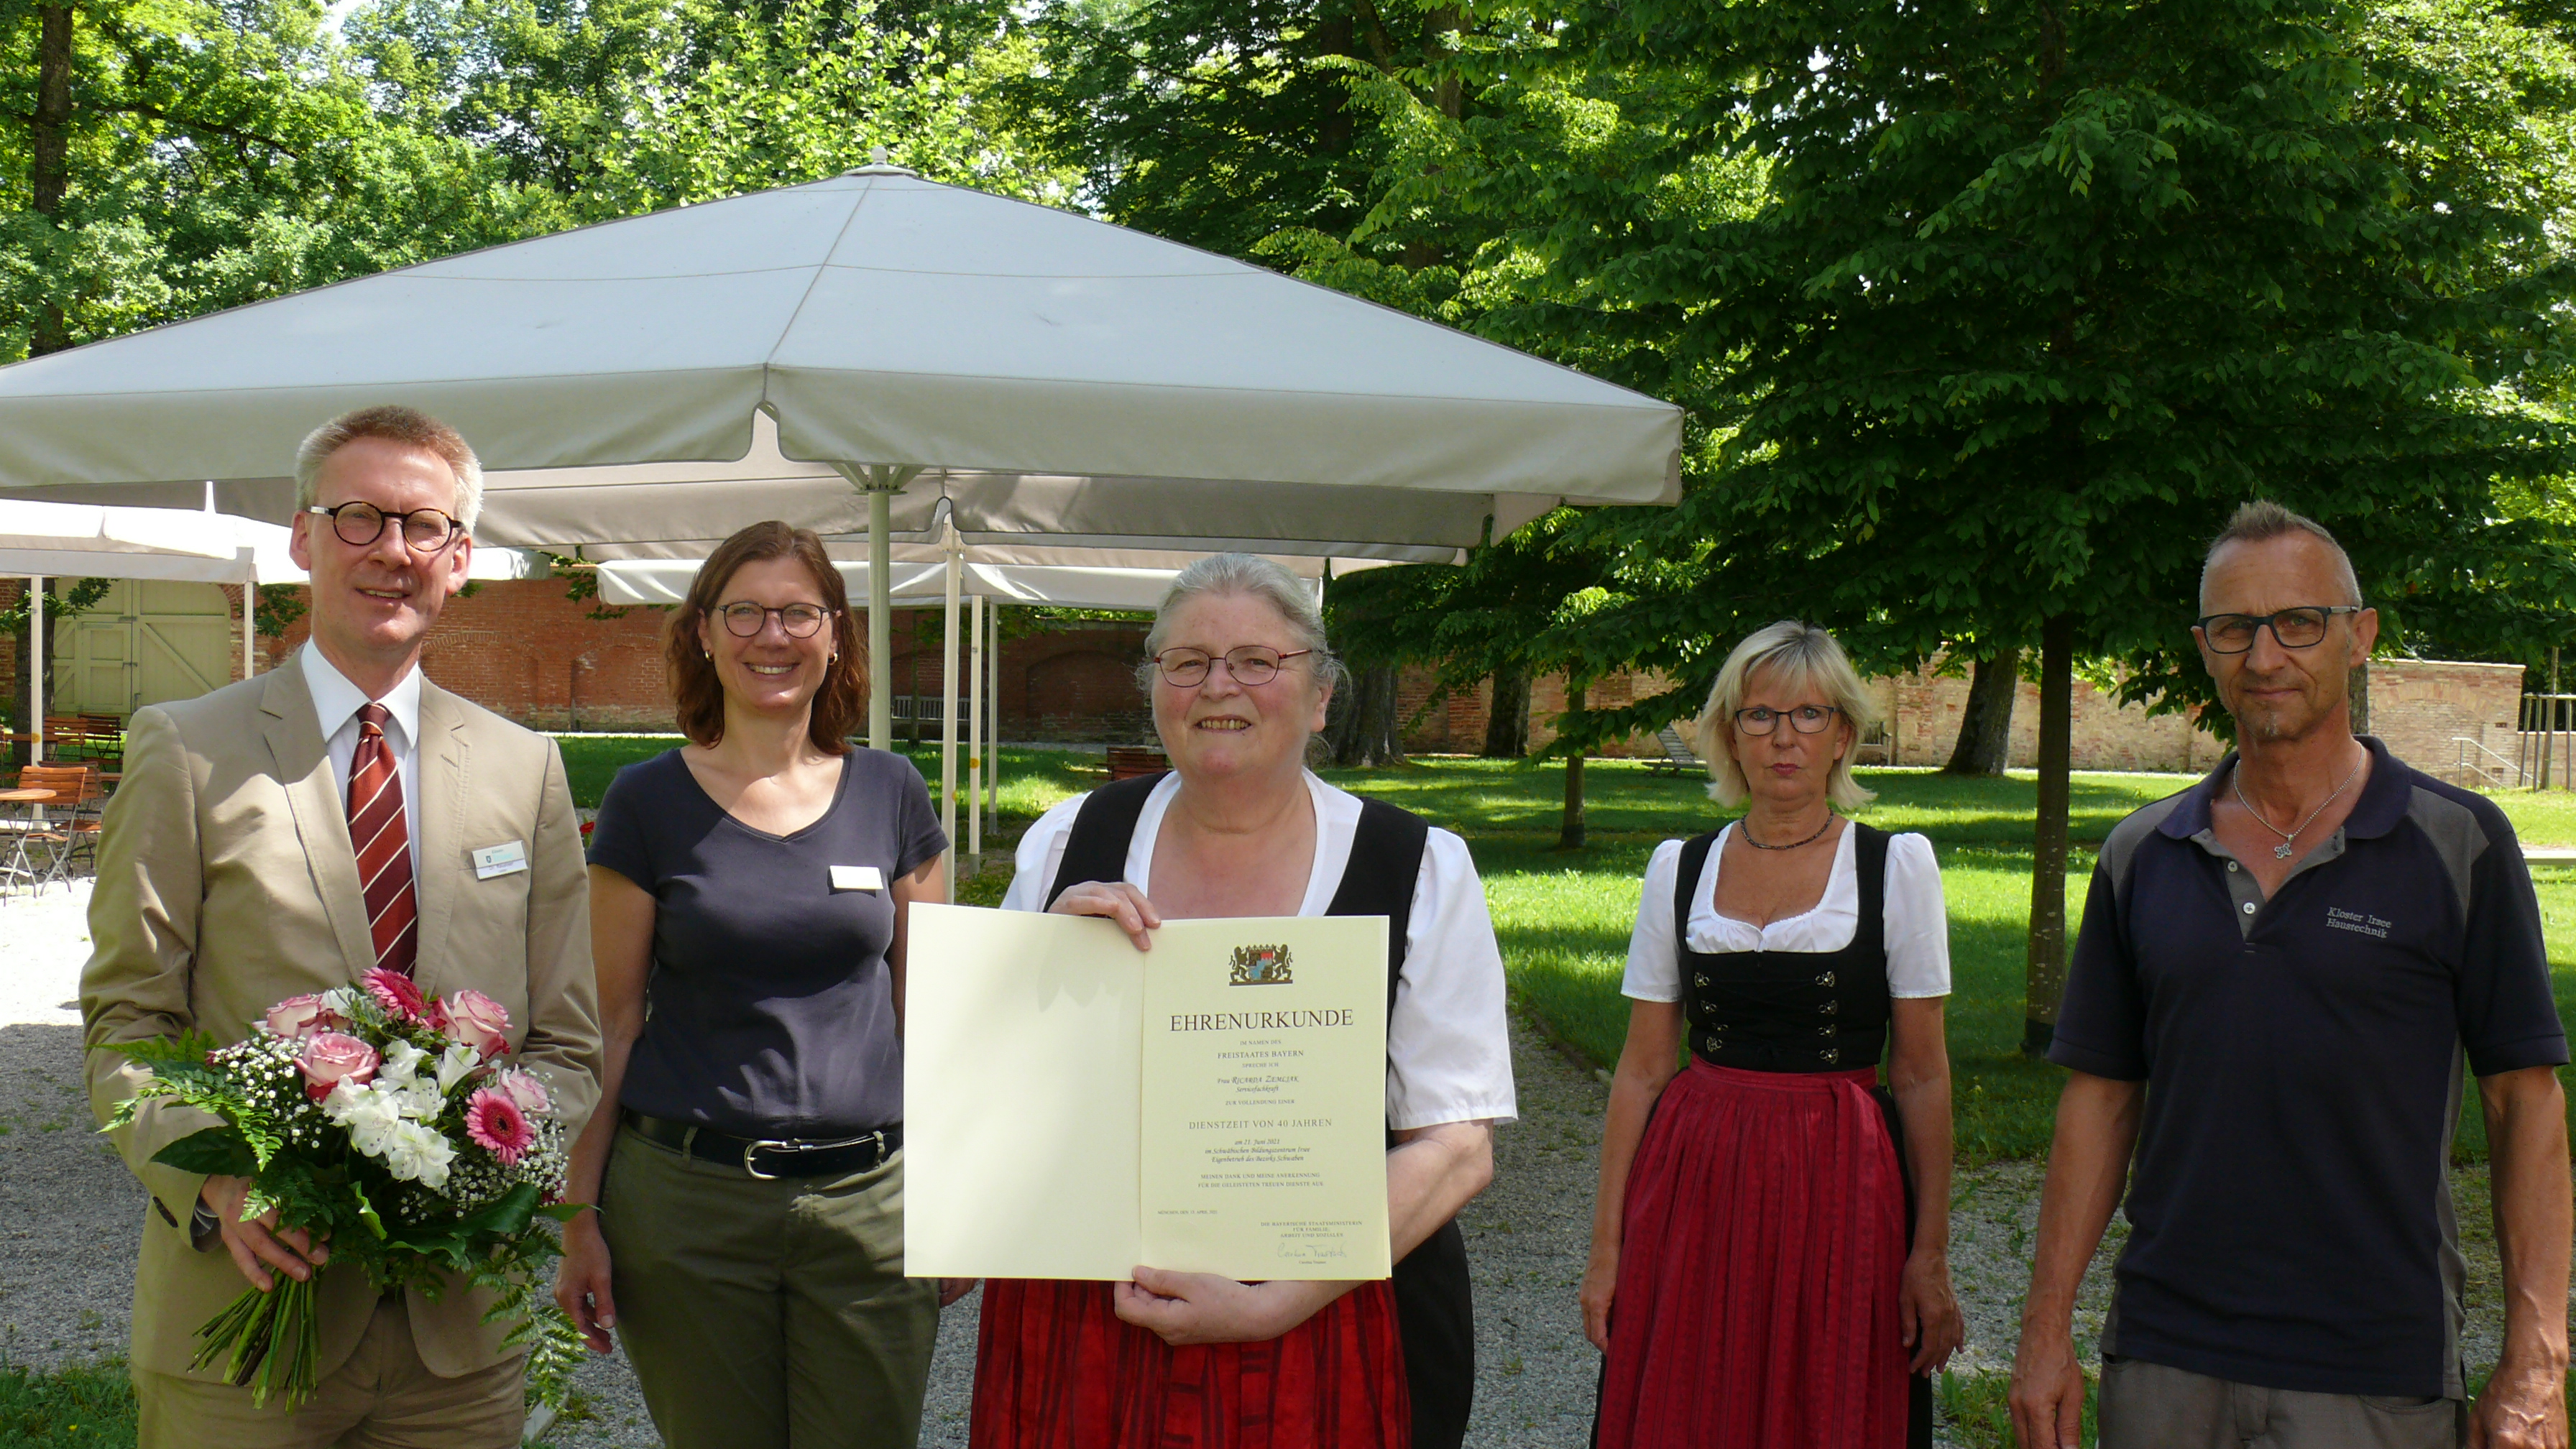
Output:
[1152, 645, 1312, 687]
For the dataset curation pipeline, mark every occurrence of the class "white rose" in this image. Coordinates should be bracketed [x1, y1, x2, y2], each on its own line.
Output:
[434, 1041, 482, 1096]
[378, 1120, 456, 1189]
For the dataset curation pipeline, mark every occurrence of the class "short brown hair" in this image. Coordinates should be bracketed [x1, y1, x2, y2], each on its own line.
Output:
[295, 405, 484, 530]
[666, 522, 864, 753]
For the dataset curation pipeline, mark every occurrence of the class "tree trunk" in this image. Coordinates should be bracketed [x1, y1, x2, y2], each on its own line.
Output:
[2347, 660, 2370, 738]
[1482, 667, 1531, 758]
[14, 6, 73, 770]
[1941, 651, 2020, 776]
[1332, 665, 1407, 767]
[31, 4, 72, 358]
[2023, 615, 2074, 1057]
[1559, 683, 1587, 850]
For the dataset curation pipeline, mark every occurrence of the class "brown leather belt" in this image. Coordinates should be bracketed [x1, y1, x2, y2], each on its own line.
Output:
[623, 1110, 900, 1180]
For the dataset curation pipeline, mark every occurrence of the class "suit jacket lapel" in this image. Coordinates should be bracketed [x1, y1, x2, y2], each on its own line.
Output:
[260, 657, 377, 980]
[411, 681, 469, 998]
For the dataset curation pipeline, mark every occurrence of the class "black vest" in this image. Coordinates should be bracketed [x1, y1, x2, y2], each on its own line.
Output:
[1675, 823, 1892, 1072]
[1046, 773, 1476, 1449]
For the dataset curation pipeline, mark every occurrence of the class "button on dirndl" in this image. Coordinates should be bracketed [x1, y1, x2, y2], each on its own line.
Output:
[1816, 971, 1836, 987]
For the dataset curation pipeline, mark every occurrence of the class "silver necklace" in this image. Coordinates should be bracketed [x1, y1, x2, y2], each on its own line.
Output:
[2231, 748, 2364, 860]
[1741, 812, 1835, 851]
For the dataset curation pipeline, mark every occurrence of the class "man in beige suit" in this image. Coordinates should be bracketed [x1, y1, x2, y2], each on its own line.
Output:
[82, 405, 601, 1448]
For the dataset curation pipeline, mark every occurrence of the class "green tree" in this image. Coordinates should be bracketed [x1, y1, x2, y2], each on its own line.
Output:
[1510, 0, 2576, 1046]
[349, 0, 1074, 216]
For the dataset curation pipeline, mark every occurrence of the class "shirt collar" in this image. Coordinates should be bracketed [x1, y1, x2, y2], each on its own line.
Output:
[2159, 733, 2407, 842]
[300, 639, 423, 750]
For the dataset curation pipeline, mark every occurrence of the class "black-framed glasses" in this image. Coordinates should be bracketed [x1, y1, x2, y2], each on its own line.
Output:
[305, 501, 464, 553]
[715, 602, 834, 638]
[1733, 704, 1840, 736]
[1153, 645, 1312, 687]
[2195, 606, 2360, 654]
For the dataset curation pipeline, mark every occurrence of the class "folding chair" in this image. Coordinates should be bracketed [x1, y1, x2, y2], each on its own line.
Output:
[12, 764, 100, 889]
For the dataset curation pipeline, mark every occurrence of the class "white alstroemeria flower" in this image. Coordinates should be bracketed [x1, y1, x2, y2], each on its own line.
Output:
[377, 1038, 426, 1087]
[435, 1041, 481, 1096]
[395, 1078, 446, 1121]
[326, 1080, 402, 1156]
[378, 1120, 456, 1189]
[319, 986, 359, 1016]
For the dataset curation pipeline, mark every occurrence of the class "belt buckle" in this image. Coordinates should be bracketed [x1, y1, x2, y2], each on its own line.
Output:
[742, 1138, 793, 1180]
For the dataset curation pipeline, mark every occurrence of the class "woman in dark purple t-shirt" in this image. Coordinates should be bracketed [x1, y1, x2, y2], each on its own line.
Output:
[553, 522, 950, 1449]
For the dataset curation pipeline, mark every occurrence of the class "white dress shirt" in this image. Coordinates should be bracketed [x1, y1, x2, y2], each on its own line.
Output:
[301, 640, 426, 883]
[1005, 770, 1520, 1130]
[1622, 824, 1951, 1001]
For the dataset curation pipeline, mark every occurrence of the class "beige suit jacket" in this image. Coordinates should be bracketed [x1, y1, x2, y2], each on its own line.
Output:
[81, 655, 601, 1383]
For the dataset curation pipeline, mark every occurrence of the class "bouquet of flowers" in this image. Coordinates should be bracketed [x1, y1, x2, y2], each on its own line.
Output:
[107, 968, 586, 1409]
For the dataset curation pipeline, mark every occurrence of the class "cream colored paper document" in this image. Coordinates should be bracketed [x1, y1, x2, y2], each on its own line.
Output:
[905, 903, 1392, 1282]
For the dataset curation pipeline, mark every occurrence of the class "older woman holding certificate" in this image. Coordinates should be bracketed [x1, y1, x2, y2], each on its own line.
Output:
[1583, 622, 1962, 1449]
[971, 553, 1517, 1449]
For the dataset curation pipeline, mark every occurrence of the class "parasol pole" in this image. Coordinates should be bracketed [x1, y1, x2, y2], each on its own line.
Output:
[939, 520, 962, 901]
[969, 590, 985, 868]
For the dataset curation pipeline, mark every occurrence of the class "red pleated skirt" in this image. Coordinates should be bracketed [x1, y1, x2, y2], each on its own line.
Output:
[1594, 1059, 1910, 1449]
[970, 1277, 1411, 1449]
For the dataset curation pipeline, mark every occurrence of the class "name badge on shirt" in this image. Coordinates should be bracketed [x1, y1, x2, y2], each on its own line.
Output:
[472, 841, 529, 880]
[831, 865, 885, 893]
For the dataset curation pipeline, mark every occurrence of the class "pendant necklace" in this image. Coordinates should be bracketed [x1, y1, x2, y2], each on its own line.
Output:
[2232, 748, 2365, 860]
[1742, 812, 1836, 851]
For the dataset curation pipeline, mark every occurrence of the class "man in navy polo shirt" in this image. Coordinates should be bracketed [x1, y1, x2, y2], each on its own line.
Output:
[2009, 502, 2570, 1449]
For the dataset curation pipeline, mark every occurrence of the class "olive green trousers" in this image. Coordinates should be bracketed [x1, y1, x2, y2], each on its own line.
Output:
[600, 1125, 940, 1449]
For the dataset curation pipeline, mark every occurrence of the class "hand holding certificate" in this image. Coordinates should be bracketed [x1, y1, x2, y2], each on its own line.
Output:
[904, 903, 1393, 1282]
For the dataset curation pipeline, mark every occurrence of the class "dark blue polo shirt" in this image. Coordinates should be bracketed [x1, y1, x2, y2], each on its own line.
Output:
[2051, 736, 2565, 1398]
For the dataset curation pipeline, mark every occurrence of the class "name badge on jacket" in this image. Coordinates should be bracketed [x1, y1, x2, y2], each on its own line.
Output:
[831, 865, 885, 893]
[472, 841, 530, 880]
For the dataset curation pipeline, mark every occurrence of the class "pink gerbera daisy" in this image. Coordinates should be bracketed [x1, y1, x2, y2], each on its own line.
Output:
[363, 967, 433, 1025]
[464, 1087, 535, 1165]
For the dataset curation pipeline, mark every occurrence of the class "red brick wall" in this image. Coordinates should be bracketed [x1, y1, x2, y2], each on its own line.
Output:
[1879, 661, 2230, 773]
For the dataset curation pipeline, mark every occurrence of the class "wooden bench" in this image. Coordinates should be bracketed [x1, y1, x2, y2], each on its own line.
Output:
[1107, 746, 1171, 782]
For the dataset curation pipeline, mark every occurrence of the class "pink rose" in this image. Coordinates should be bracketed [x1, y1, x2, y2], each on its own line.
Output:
[364, 967, 432, 1025]
[262, 994, 339, 1039]
[441, 990, 512, 1060]
[494, 1069, 551, 1118]
[297, 1032, 379, 1103]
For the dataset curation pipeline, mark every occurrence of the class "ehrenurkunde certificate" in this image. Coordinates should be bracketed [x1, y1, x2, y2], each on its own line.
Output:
[904, 903, 1393, 1282]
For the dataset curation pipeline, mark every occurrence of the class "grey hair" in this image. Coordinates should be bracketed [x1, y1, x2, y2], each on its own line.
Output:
[294, 405, 484, 532]
[1694, 620, 1879, 813]
[2201, 500, 2360, 609]
[1134, 553, 1346, 699]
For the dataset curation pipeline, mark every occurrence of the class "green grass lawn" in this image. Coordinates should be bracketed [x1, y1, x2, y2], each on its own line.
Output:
[553, 736, 2576, 1165]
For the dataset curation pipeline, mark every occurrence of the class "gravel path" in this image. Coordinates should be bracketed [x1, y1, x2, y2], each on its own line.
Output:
[5, 880, 2555, 1448]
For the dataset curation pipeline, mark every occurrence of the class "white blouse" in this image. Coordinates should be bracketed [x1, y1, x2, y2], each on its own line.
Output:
[1003, 770, 1519, 1130]
[1621, 824, 1951, 1002]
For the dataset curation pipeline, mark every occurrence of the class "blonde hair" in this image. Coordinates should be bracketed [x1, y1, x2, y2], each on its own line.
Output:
[1695, 620, 1878, 812]
[295, 405, 484, 531]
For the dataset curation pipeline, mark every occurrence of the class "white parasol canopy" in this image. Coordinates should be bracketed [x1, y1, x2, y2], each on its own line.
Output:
[1, 501, 545, 753]
[0, 162, 1680, 748]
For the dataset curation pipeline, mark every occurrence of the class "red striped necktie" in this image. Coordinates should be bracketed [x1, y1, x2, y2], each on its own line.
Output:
[349, 702, 419, 976]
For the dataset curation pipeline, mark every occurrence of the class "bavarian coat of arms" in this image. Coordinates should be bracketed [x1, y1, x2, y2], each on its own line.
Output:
[1228, 944, 1294, 985]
